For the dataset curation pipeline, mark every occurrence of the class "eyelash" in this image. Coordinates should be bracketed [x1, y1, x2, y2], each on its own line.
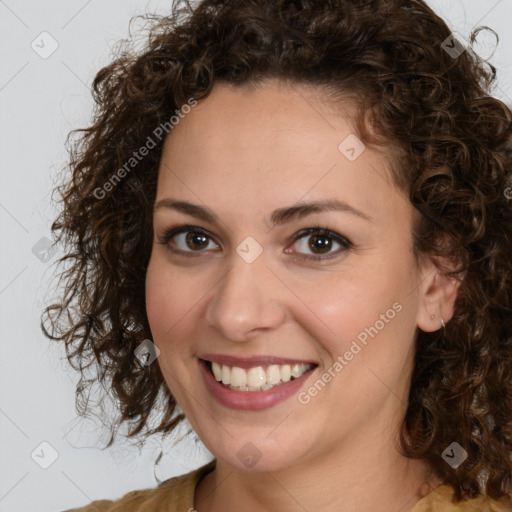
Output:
[156, 224, 353, 261]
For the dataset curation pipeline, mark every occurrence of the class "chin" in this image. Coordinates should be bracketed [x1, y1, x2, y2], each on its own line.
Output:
[201, 431, 308, 473]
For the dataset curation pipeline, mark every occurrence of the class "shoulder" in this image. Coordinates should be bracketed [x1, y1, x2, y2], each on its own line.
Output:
[412, 484, 512, 512]
[62, 459, 216, 512]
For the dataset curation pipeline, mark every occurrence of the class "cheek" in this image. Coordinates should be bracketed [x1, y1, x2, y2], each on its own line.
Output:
[297, 257, 416, 369]
[145, 261, 169, 337]
[146, 257, 196, 337]
[292, 266, 396, 337]
[145, 259, 199, 396]
[300, 284, 414, 422]
[145, 259, 195, 372]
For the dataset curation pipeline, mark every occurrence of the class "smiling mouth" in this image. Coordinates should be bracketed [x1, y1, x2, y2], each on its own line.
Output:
[202, 359, 318, 392]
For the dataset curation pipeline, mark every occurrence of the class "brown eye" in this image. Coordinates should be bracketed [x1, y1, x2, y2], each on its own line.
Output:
[158, 225, 220, 256]
[307, 234, 333, 254]
[184, 231, 210, 250]
[287, 227, 352, 261]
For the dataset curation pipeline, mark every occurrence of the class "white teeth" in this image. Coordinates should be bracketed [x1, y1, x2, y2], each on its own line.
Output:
[247, 367, 266, 387]
[281, 364, 291, 382]
[266, 365, 281, 385]
[209, 361, 314, 391]
[221, 365, 231, 385]
[291, 364, 302, 378]
[212, 362, 222, 381]
[230, 367, 247, 387]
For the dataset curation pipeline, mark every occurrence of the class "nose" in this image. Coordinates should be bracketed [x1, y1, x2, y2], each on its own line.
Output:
[204, 250, 287, 342]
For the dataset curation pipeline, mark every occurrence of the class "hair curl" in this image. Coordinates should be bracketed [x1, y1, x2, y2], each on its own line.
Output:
[42, 0, 512, 502]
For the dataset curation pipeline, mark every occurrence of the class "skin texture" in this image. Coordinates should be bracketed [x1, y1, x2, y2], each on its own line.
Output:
[145, 80, 459, 512]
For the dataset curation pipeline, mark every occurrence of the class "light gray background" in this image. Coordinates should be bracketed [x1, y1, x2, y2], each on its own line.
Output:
[1, 1, 511, 511]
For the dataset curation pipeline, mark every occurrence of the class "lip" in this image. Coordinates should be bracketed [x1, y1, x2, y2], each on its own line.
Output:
[198, 358, 317, 411]
[199, 353, 317, 370]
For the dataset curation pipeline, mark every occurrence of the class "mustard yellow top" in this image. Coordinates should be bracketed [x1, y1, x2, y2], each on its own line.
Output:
[63, 459, 512, 512]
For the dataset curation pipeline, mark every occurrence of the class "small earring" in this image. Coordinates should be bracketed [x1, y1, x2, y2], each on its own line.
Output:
[430, 314, 434, 320]
[441, 317, 445, 329]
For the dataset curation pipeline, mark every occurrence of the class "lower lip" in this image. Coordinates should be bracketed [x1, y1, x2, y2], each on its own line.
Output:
[198, 359, 316, 411]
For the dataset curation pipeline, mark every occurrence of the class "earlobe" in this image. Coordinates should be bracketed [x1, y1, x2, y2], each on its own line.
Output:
[416, 266, 460, 333]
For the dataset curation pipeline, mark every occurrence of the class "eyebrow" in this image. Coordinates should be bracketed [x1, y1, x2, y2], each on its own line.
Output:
[153, 197, 374, 227]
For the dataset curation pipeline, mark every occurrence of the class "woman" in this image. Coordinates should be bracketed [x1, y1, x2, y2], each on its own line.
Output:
[44, 0, 512, 510]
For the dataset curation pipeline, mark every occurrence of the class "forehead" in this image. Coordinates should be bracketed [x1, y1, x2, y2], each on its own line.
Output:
[156, 81, 409, 228]
[165, 81, 359, 156]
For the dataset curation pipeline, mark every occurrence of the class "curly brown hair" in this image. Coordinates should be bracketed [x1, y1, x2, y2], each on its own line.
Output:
[42, 0, 512, 502]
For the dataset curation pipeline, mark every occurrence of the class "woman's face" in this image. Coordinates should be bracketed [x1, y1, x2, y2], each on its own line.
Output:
[146, 80, 437, 472]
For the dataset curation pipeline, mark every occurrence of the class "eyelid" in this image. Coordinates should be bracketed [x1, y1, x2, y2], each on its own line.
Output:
[156, 224, 221, 252]
[286, 226, 353, 261]
[156, 223, 353, 260]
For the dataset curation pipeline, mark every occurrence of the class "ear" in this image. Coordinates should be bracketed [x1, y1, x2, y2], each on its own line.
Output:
[416, 257, 461, 333]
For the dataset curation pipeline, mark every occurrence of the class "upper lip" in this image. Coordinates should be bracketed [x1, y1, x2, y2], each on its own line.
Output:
[199, 353, 318, 369]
